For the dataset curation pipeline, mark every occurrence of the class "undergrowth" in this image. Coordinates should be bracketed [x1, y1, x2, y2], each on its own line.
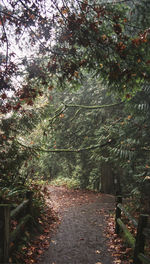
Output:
[50, 176, 81, 189]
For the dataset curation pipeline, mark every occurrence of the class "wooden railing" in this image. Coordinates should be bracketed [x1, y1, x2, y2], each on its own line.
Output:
[0, 191, 33, 263]
[115, 196, 150, 264]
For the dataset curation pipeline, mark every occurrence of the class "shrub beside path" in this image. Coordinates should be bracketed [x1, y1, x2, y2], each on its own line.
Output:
[38, 186, 115, 264]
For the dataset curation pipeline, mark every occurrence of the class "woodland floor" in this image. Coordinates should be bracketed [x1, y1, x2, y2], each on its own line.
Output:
[37, 185, 116, 264]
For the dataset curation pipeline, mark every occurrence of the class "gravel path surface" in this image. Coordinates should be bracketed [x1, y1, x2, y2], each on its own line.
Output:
[38, 186, 115, 264]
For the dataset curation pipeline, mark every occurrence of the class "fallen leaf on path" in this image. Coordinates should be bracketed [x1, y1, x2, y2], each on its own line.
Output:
[51, 240, 57, 244]
[27, 251, 33, 256]
[95, 250, 101, 254]
[44, 229, 50, 233]
[39, 235, 45, 240]
[37, 250, 43, 255]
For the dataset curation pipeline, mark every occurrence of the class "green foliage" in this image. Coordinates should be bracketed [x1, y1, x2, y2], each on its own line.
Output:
[88, 168, 101, 191]
[26, 77, 122, 192]
[50, 176, 80, 189]
[0, 0, 150, 211]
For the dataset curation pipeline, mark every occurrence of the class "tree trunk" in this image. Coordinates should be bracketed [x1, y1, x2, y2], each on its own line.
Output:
[80, 152, 90, 189]
[100, 162, 115, 194]
[140, 177, 150, 214]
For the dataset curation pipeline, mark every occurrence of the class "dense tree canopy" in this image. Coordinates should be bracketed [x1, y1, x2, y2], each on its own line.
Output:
[1, 3, 150, 263]
[0, 0, 150, 102]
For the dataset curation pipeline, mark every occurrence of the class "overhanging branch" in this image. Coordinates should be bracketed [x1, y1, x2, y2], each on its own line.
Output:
[65, 102, 123, 110]
[17, 139, 114, 153]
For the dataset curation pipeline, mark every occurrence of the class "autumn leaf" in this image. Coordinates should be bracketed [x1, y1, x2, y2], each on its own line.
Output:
[116, 42, 126, 52]
[126, 94, 131, 99]
[37, 249, 43, 255]
[51, 240, 57, 244]
[113, 260, 121, 263]
[61, 8, 69, 15]
[132, 38, 140, 46]
[27, 251, 33, 256]
[44, 229, 50, 233]
[13, 103, 21, 110]
[39, 235, 45, 240]
[127, 115, 132, 120]
[81, 2, 87, 11]
[27, 100, 33, 106]
[1, 93, 7, 100]
[74, 71, 79, 77]
[95, 250, 101, 254]
[48, 86, 53, 90]
[102, 34, 107, 41]
[114, 24, 122, 34]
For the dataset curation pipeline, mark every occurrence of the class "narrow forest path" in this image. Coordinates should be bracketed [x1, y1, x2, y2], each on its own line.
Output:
[38, 186, 115, 264]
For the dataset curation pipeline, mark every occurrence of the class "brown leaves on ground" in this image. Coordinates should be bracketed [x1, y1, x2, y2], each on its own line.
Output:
[11, 185, 103, 264]
[11, 185, 130, 264]
[104, 214, 133, 264]
[11, 204, 59, 264]
[46, 185, 102, 214]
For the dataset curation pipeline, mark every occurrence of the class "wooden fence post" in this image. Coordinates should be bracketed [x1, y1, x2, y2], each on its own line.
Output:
[0, 205, 10, 263]
[115, 196, 122, 234]
[133, 214, 148, 264]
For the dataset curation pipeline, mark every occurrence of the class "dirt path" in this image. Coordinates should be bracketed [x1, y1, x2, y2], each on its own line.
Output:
[38, 186, 115, 264]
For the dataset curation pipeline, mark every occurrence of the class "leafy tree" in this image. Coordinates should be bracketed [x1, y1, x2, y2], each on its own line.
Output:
[24, 76, 123, 193]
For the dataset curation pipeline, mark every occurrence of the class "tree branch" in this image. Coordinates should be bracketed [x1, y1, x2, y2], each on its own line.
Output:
[17, 139, 114, 153]
[0, 14, 9, 71]
[65, 102, 123, 110]
[70, 108, 81, 122]
[49, 105, 66, 124]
